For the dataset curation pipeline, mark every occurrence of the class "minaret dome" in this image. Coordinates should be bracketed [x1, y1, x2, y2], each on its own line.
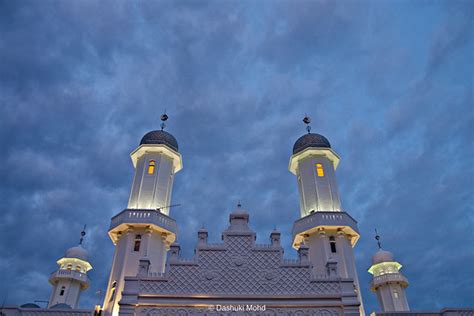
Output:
[292, 132, 331, 154]
[140, 130, 179, 152]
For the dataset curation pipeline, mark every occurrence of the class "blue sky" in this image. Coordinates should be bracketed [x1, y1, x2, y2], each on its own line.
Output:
[0, 0, 473, 313]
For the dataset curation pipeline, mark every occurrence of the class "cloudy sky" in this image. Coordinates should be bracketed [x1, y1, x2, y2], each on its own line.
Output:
[0, 0, 473, 313]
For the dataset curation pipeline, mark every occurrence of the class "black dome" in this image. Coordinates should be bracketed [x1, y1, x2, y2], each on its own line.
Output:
[140, 130, 179, 152]
[293, 133, 331, 154]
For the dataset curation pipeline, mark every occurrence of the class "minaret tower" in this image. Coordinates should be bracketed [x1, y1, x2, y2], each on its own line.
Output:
[48, 227, 92, 309]
[103, 114, 182, 316]
[289, 116, 364, 315]
[369, 230, 409, 312]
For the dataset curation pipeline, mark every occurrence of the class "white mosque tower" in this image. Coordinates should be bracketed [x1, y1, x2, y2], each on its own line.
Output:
[289, 116, 365, 315]
[369, 231, 410, 312]
[103, 114, 182, 316]
[48, 227, 92, 309]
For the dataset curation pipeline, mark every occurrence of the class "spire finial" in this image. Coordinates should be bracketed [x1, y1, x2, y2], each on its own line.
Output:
[375, 228, 382, 249]
[79, 224, 87, 245]
[237, 200, 242, 208]
[160, 111, 168, 130]
[303, 114, 311, 133]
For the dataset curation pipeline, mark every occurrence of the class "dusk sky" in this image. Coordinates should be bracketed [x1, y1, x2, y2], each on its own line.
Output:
[0, 0, 473, 313]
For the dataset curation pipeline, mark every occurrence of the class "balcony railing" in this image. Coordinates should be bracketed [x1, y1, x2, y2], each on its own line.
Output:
[292, 211, 359, 237]
[50, 269, 89, 284]
[110, 209, 177, 234]
[371, 273, 408, 288]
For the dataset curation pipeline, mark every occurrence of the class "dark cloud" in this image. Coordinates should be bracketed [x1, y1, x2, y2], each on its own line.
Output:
[0, 0, 473, 312]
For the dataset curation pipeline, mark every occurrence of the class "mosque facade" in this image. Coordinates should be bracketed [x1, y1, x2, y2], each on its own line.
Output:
[1, 118, 473, 316]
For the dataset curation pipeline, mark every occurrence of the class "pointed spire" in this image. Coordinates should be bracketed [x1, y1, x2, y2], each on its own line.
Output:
[79, 224, 87, 245]
[160, 111, 168, 130]
[375, 228, 382, 249]
[303, 114, 311, 133]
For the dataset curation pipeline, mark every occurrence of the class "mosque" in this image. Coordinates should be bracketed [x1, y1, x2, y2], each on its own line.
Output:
[1, 116, 472, 316]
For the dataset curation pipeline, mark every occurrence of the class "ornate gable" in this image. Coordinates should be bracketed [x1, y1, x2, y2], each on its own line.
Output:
[120, 209, 361, 315]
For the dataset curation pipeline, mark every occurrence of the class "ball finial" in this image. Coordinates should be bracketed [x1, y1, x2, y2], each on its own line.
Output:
[79, 224, 87, 245]
[160, 112, 168, 130]
[303, 115, 311, 133]
[375, 228, 382, 249]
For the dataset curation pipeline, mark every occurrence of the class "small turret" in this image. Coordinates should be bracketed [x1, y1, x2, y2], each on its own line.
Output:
[48, 227, 92, 309]
[368, 230, 409, 312]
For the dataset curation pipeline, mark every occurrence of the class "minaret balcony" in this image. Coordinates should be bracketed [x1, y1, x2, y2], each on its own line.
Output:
[108, 209, 177, 245]
[49, 270, 90, 289]
[371, 273, 409, 291]
[292, 211, 360, 248]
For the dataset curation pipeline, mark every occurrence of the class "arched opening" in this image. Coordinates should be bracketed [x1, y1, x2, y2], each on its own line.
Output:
[147, 160, 155, 174]
[109, 281, 116, 302]
[133, 234, 142, 252]
[329, 236, 337, 253]
[59, 286, 66, 296]
[316, 163, 324, 177]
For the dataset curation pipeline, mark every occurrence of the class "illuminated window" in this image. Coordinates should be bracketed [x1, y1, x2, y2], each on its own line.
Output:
[147, 160, 155, 174]
[60, 286, 65, 296]
[316, 163, 324, 177]
[67, 264, 72, 270]
[109, 281, 116, 302]
[133, 235, 142, 252]
[76, 266, 82, 272]
[329, 236, 337, 253]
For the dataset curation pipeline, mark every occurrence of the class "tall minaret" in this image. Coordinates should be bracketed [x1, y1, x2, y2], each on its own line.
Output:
[103, 114, 182, 316]
[289, 116, 364, 315]
[48, 227, 92, 309]
[369, 231, 409, 312]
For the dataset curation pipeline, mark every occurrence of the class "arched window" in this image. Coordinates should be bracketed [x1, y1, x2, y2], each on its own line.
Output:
[133, 234, 142, 252]
[329, 236, 337, 253]
[76, 266, 82, 272]
[147, 160, 155, 174]
[67, 264, 72, 270]
[109, 281, 116, 302]
[60, 286, 66, 296]
[316, 163, 324, 177]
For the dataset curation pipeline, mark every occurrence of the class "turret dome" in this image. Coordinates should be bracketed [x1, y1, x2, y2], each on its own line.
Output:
[65, 245, 89, 261]
[293, 133, 331, 154]
[140, 130, 179, 152]
[232, 203, 248, 215]
[372, 249, 395, 265]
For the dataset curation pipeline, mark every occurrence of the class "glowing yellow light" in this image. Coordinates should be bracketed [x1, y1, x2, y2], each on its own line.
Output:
[147, 160, 155, 174]
[94, 305, 102, 316]
[316, 163, 324, 177]
[368, 261, 402, 276]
